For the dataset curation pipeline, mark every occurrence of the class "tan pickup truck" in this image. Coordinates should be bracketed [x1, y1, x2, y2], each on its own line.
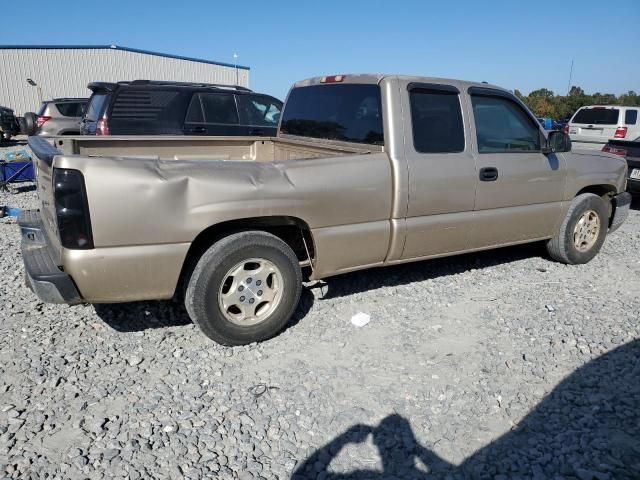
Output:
[21, 74, 631, 345]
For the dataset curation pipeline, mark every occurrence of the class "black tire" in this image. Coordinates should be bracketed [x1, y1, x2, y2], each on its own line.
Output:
[546, 193, 609, 264]
[185, 231, 302, 345]
[17, 117, 26, 135]
[23, 112, 38, 136]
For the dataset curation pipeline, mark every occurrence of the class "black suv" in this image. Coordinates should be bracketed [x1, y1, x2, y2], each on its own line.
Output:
[80, 80, 283, 136]
[0, 106, 20, 143]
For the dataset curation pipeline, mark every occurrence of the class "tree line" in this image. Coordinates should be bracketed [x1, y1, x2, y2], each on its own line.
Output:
[514, 87, 640, 120]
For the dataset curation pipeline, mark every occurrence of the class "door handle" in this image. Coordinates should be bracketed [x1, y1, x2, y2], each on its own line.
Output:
[189, 126, 206, 134]
[479, 167, 499, 181]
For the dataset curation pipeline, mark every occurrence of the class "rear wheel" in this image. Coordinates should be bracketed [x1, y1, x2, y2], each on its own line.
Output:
[185, 231, 302, 345]
[546, 193, 609, 264]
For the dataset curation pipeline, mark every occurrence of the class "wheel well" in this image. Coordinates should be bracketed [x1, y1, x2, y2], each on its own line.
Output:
[575, 184, 616, 220]
[175, 217, 316, 298]
[576, 184, 616, 199]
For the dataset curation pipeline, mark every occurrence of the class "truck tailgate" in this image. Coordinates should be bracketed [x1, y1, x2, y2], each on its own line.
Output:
[28, 136, 64, 264]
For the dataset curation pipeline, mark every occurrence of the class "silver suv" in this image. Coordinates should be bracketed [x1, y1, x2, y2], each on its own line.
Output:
[30, 98, 88, 136]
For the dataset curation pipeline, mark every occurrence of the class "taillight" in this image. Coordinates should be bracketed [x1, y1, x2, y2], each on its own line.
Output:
[614, 127, 628, 138]
[96, 117, 109, 135]
[602, 144, 627, 156]
[53, 168, 94, 249]
[36, 116, 51, 128]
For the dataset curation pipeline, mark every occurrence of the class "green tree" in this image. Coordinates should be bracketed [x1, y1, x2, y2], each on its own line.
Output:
[529, 88, 555, 100]
[511, 86, 636, 120]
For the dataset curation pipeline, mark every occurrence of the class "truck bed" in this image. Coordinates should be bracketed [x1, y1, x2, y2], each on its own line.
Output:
[50, 135, 382, 162]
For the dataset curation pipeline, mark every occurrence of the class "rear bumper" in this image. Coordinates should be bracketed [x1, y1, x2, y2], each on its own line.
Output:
[609, 192, 632, 233]
[19, 209, 82, 304]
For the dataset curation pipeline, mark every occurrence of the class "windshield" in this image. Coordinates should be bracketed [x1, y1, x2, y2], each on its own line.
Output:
[85, 93, 109, 121]
[572, 108, 619, 125]
[280, 84, 384, 145]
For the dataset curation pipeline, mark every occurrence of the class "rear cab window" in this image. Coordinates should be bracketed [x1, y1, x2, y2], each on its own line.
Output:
[280, 84, 384, 145]
[572, 108, 620, 125]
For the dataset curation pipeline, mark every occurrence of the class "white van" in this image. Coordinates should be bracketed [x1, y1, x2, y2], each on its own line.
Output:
[568, 105, 639, 150]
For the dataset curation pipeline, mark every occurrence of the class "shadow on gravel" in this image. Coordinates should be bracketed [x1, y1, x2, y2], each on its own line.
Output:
[0, 138, 27, 147]
[8, 184, 36, 194]
[94, 300, 192, 332]
[293, 340, 640, 479]
[312, 242, 546, 301]
[93, 288, 315, 334]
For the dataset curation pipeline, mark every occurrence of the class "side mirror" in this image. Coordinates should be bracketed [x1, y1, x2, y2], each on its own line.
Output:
[543, 130, 572, 154]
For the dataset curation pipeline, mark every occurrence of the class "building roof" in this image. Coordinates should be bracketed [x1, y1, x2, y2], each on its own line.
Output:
[0, 44, 250, 70]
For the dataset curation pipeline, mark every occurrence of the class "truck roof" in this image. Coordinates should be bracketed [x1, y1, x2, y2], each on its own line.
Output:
[293, 74, 507, 93]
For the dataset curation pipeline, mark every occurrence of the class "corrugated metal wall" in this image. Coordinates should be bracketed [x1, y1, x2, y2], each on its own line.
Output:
[0, 47, 250, 114]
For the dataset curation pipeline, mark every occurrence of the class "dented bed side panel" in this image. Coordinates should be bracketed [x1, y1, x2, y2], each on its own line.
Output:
[53, 151, 394, 283]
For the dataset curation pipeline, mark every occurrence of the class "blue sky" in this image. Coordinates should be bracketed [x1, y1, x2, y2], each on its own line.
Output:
[5, 0, 639, 100]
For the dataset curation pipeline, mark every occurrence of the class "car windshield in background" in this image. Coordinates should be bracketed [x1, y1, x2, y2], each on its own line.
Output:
[281, 84, 384, 145]
[572, 108, 619, 125]
[85, 93, 109, 121]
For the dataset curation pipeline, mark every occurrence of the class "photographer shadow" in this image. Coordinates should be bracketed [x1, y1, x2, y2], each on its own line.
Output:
[293, 340, 640, 479]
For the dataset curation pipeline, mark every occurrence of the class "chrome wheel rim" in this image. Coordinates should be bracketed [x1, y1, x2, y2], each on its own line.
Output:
[573, 210, 600, 252]
[218, 258, 283, 326]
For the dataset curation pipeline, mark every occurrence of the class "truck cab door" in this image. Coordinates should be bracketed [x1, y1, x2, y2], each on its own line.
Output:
[467, 88, 566, 248]
[399, 82, 477, 259]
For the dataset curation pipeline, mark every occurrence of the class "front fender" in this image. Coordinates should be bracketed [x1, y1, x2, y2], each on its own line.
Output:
[562, 149, 627, 197]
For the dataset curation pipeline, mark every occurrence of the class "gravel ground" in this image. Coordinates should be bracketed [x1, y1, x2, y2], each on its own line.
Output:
[1, 165, 639, 478]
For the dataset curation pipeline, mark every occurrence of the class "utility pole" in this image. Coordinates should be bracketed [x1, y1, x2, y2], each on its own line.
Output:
[567, 60, 574, 96]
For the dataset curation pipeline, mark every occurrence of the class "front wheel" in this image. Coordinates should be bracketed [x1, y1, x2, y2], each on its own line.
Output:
[185, 231, 302, 345]
[546, 193, 609, 264]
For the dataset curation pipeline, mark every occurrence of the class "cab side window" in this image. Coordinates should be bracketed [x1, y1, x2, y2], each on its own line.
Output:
[409, 88, 465, 153]
[471, 95, 540, 153]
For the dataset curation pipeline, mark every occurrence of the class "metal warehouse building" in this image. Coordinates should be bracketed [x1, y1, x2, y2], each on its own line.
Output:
[0, 45, 250, 114]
